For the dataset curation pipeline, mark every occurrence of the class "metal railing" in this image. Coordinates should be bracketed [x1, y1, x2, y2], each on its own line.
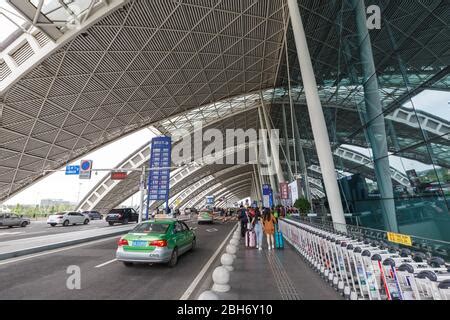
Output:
[289, 215, 450, 262]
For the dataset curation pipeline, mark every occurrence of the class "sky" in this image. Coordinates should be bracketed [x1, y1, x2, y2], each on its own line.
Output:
[405, 89, 450, 120]
[0, 0, 25, 43]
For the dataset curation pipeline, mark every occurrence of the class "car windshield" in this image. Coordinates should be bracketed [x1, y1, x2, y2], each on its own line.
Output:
[132, 223, 170, 234]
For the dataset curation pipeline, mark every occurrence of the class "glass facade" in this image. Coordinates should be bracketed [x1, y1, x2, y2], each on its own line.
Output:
[271, 0, 450, 242]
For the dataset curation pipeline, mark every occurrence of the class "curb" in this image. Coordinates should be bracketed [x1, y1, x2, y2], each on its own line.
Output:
[180, 222, 239, 300]
[0, 228, 131, 261]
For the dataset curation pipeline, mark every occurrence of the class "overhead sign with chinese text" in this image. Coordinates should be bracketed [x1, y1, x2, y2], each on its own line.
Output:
[262, 184, 271, 208]
[111, 171, 128, 180]
[147, 136, 172, 201]
[65, 165, 80, 175]
[280, 182, 289, 199]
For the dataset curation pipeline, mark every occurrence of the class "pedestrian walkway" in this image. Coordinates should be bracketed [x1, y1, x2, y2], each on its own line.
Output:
[195, 234, 343, 300]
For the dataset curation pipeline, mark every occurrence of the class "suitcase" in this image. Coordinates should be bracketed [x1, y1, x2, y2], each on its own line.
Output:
[245, 230, 256, 248]
[274, 224, 284, 249]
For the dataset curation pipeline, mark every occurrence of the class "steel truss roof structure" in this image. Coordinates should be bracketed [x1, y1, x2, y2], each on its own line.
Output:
[0, 0, 449, 208]
[0, 0, 286, 201]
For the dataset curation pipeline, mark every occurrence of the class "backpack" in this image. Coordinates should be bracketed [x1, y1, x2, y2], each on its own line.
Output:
[240, 209, 248, 222]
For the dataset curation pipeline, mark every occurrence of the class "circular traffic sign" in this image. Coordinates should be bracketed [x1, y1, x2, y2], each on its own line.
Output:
[81, 161, 91, 170]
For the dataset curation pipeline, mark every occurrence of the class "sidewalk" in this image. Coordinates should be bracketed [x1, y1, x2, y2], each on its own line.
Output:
[0, 224, 134, 260]
[195, 237, 343, 300]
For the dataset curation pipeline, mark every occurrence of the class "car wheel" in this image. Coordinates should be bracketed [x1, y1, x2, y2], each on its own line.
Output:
[50, 223, 56, 227]
[123, 262, 133, 267]
[167, 248, 178, 268]
[83, 219, 89, 225]
[190, 238, 196, 251]
[8, 226, 13, 228]
[63, 220, 69, 227]
[100, 215, 103, 220]
[21, 221, 27, 228]
[108, 222, 114, 226]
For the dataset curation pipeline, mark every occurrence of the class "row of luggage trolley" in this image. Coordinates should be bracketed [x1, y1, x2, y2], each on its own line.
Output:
[279, 219, 450, 300]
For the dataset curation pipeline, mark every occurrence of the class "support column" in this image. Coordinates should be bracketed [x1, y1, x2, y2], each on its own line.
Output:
[287, 0, 346, 226]
[253, 164, 263, 202]
[139, 166, 146, 222]
[292, 110, 312, 204]
[257, 105, 277, 195]
[351, 0, 398, 232]
[260, 93, 286, 185]
[281, 104, 294, 181]
[254, 144, 265, 207]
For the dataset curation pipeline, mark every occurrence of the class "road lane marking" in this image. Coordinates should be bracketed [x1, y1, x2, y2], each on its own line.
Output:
[95, 258, 117, 268]
[0, 235, 121, 266]
[0, 232, 23, 236]
[0, 231, 47, 237]
[179, 222, 238, 300]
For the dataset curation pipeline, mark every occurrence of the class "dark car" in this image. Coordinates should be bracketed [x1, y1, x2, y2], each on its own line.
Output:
[82, 210, 103, 220]
[106, 208, 139, 226]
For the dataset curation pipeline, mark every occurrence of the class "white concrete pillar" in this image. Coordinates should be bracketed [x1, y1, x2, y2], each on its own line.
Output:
[282, 104, 294, 181]
[287, 0, 346, 226]
[257, 106, 277, 194]
[260, 93, 286, 184]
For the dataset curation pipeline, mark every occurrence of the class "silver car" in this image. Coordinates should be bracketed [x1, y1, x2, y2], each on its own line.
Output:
[47, 211, 90, 227]
[0, 213, 31, 228]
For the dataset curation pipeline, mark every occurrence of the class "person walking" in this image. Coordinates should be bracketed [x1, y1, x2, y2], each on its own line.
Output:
[262, 208, 277, 250]
[250, 207, 263, 250]
[238, 205, 248, 238]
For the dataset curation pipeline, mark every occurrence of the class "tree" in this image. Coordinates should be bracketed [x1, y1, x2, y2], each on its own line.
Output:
[14, 203, 23, 214]
[294, 198, 311, 216]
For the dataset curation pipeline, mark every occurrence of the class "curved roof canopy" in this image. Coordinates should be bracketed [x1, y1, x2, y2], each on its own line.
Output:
[0, 0, 449, 205]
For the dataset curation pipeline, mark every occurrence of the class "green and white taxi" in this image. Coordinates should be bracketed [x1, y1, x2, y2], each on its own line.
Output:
[116, 219, 196, 267]
[197, 210, 214, 224]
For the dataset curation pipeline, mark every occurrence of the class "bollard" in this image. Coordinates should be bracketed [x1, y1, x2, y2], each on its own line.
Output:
[221, 253, 234, 271]
[350, 291, 359, 301]
[198, 290, 219, 300]
[230, 239, 239, 247]
[212, 266, 230, 292]
[226, 244, 237, 259]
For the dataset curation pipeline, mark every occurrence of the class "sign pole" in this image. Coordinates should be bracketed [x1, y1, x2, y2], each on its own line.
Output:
[145, 164, 152, 221]
[139, 166, 145, 223]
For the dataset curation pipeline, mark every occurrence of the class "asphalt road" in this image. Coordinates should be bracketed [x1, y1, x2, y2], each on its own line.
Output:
[0, 219, 235, 299]
[0, 219, 138, 242]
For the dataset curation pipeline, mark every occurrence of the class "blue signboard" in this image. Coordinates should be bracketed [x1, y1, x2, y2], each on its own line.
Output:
[146, 136, 172, 219]
[65, 165, 80, 175]
[262, 184, 271, 208]
[79, 160, 93, 180]
[269, 188, 274, 208]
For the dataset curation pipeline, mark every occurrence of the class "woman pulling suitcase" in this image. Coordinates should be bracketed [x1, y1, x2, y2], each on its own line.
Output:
[262, 208, 277, 250]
